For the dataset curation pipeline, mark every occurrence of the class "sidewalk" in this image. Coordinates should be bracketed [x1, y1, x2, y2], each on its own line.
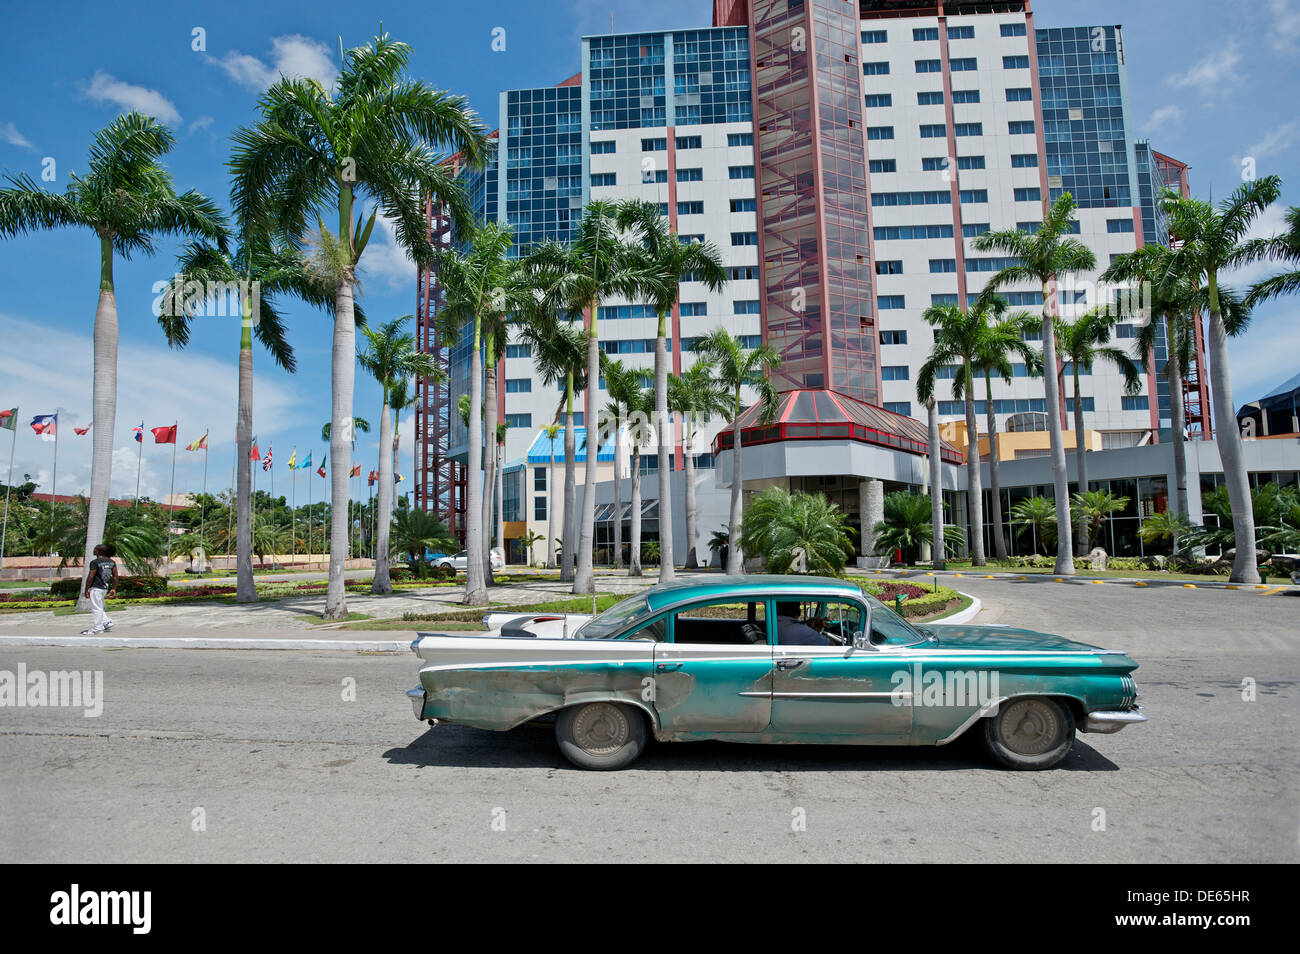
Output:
[847, 565, 1298, 592]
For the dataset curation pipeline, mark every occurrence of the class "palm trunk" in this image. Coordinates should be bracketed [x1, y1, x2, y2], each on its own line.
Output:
[235, 293, 257, 602]
[1165, 313, 1189, 520]
[1073, 366, 1089, 557]
[927, 398, 945, 570]
[629, 447, 642, 576]
[726, 389, 743, 575]
[561, 376, 577, 582]
[546, 440, 557, 569]
[683, 438, 699, 569]
[371, 397, 393, 594]
[324, 276, 356, 619]
[654, 318, 675, 581]
[612, 410, 623, 569]
[574, 309, 599, 594]
[1206, 278, 1259, 584]
[76, 237, 119, 613]
[496, 441, 504, 564]
[464, 318, 487, 604]
[482, 344, 497, 585]
[963, 365, 986, 566]
[984, 371, 1007, 560]
[1041, 286, 1075, 574]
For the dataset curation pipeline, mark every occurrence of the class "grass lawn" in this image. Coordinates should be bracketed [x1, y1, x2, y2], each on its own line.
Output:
[294, 612, 374, 625]
[0, 580, 48, 590]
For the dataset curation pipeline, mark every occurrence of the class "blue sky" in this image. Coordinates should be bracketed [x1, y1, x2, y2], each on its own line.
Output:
[1, 0, 1297, 502]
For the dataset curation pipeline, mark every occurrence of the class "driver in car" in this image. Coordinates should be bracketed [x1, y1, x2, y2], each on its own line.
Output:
[775, 601, 831, 645]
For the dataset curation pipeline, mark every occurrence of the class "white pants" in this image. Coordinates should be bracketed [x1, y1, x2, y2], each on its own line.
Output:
[88, 588, 112, 632]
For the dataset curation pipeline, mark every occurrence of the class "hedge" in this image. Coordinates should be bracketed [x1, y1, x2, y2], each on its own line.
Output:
[49, 575, 167, 598]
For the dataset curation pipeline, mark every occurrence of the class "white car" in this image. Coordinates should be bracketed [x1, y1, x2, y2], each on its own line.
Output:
[432, 549, 504, 573]
[481, 611, 594, 638]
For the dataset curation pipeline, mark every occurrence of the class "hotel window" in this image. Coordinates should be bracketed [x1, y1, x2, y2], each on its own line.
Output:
[863, 61, 891, 75]
[680, 302, 707, 316]
[1116, 324, 1138, 338]
[931, 293, 959, 305]
[954, 122, 983, 137]
[592, 173, 616, 186]
[861, 29, 887, 43]
[917, 91, 944, 105]
[590, 140, 616, 154]
[884, 401, 913, 416]
[1064, 397, 1096, 413]
[1008, 120, 1035, 134]
[878, 295, 906, 309]
[875, 260, 904, 275]
[675, 135, 702, 149]
[962, 222, 990, 237]
[921, 157, 949, 171]
[916, 59, 942, 73]
[920, 123, 947, 138]
[641, 137, 667, 151]
[951, 89, 981, 103]
[1011, 153, 1039, 167]
[875, 224, 954, 240]
[1001, 23, 1027, 37]
[864, 93, 893, 107]
[950, 57, 977, 72]
[872, 191, 950, 206]
[880, 330, 908, 344]
[867, 126, 894, 140]
[734, 300, 761, 314]
[505, 344, 532, 358]
[676, 167, 703, 182]
[882, 365, 910, 381]
[727, 132, 753, 146]
[913, 27, 939, 41]
[643, 169, 668, 183]
[534, 497, 546, 520]
[505, 379, 532, 393]
[1003, 55, 1029, 69]
[1006, 87, 1033, 102]
[506, 413, 532, 429]
[534, 467, 546, 491]
[731, 231, 758, 245]
[729, 266, 758, 280]
[728, 165, 755, 179]
[1014, 187, 1042, 202]
[960, 189, 989, 203]
[929, 258, 957, 273]
[957, 155, 985, 169]
[1122, 395, 1150, 411]
[677, 200, 704, 215]
[868, 158, 897, 173]
[948, 24, 975, 39]
[1107, 218, 1136, 233]
[730, 198, 757, 212]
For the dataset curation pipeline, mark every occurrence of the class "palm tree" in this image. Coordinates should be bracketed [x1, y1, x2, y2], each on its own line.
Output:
[230, 31, 489, 617]
[539, 423, 561, 569]
[1138, 509, 1198, 562]
[527, 202, 647, 594]
[1159, 176, 1282, 583]
[925, 396, 946, 570]
[1244, 205, 1300, 307]
[389, 507, 456, 569]
[1010, 496, 1057, 553]
[617, 199, 729, 583]
[871, 491, 964, 566]
[359, 316, 441, 594]
[432, 223, 526, 603]
[600, 357, 642, 570]
[620, 383, 655, 577]
[973, 192, 1097, 574]
[669, 360, 729, 569]
[1054, 307, 1142, 554]
[522, 529, 545, 567]
[1070, 488, 1130, 553]
[161, 232, 338, 603]
[321, 418, 371, 442]
[741, 487, 854, 575]
[917, 299, 1033, 566]
[515, 282, 589, 582]
[696, 328, 780, 574]
[0, 112, 226, 609]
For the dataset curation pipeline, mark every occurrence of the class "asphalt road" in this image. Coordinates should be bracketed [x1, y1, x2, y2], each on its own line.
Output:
[1, 577, 1296, 863]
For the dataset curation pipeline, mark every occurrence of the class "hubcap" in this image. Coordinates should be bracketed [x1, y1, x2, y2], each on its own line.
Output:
[998, 699, 1061, 756]
[572, 703, 629, 755]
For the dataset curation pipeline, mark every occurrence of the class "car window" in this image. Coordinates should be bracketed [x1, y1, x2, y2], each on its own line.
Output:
[575, 595, 651, 640]
[670, 600, 767, 645]
[863, 595, 925, 647]
[625, 617, 667, 642]
[773, 598, 864, 646]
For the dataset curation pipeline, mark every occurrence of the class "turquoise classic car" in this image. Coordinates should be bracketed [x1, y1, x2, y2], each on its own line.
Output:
[406, 575, 1145, 770]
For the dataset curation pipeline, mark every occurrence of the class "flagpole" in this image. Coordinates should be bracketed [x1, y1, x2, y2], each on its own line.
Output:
[0, 414, 16, 570]
[291, 455, 297, 567]
[164, 422, 177, 578]
[200, 432, 209, 568]
[269, 446, 275, 567]
[49, 416, 59, 586]
[227, 440, 235, 570]
[307, 460, 313, 570]
[134, 420, 143, 510]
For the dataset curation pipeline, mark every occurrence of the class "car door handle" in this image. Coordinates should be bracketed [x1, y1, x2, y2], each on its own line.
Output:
[656, 663, 683, 673]
[775, 658, 807, 671]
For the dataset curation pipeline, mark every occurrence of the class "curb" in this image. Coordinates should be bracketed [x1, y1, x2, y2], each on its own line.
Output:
[932, 593, 981, 625]
[0, 635, 412, 652]
[850, 567, 1296, 592]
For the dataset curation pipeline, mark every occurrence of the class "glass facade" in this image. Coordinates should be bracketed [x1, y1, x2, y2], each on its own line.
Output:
[502, 85, 583, 251]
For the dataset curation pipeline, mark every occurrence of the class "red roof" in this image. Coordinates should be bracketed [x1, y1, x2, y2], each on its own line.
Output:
[712, 389, 964, 464]
[31, 493, 189, 512]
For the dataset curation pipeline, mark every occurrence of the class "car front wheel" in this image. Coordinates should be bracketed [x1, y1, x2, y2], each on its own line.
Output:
[555, 702, 647, 770]
[981, 696, 1075, 770]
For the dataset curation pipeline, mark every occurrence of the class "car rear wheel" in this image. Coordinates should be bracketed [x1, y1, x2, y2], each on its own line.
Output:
[981, 696, 1075, 770]
[555, 702, 647, 770]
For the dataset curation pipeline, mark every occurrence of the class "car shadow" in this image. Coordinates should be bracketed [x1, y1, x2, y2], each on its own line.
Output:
[382, 724, 1118, 773]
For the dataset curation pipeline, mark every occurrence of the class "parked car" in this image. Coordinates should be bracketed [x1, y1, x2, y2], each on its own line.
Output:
[431, 549, 504, 573]
[406, 575, 1145, 771]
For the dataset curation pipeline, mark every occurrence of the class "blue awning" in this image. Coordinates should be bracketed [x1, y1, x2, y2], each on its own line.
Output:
[525, 426, 615, 464]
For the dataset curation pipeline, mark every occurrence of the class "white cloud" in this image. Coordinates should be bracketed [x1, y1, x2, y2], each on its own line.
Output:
[357, 213, 418, 290]
[187, 115, 215, 134]
[1166, 42, 1242, 99]
[1242, 119, 1300, 164]
[1221, 202, 1292, 289]
[1142, 105, 1182, 133]
[211, 35, 337, 91]
[82, 71, 182, 124]
[0, 313, 302, 500]
[1268, 0, 1300, 50]
[0, 121, 33, 149]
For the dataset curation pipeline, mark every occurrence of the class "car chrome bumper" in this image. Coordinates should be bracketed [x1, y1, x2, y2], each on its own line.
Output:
[406, 686, 426, 720]
[1080, 705, 1147, 734]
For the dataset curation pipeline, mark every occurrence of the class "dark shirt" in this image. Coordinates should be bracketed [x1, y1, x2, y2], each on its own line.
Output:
[87, 557, 115, 590]
[776, 615, 828, 646]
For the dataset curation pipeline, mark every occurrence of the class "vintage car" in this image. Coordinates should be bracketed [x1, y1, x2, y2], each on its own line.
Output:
[406, 576, 1145, 771]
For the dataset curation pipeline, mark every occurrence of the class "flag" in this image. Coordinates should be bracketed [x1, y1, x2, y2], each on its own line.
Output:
[349, 464, 361, 477]
[316, 455, 326, 478]
[186, 432, 208, 451]
[395, 473, 404, 484]
[133, 424, 143, 443]
[368, 470, 378, 486]
[297, 451, 311, 471]
[0, 408, 16, 432]
[286, 448, 296, 470]
[249, 436, 260, 461]
[30, 414, 57, 438]
[262, 444, 273, 472]
[152, 424, 177, 444]
[74, 422, 92, 436]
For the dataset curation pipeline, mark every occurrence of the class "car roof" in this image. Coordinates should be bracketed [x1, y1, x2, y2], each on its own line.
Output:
[642, 574, 861, 613]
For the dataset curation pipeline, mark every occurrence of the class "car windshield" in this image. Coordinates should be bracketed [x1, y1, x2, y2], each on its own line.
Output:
[862, 594, 930, 647]
[574, 594, 651, 640]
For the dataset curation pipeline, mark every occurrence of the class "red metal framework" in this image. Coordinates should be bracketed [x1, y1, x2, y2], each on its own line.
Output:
[713, 388, 965, 463]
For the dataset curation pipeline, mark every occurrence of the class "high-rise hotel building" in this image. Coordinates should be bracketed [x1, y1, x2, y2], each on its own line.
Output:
[415, 1, 1206, 551]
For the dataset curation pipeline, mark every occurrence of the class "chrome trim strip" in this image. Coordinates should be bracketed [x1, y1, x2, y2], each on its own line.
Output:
[937, 697, 1008, 744]
[738, 691, 907, 699]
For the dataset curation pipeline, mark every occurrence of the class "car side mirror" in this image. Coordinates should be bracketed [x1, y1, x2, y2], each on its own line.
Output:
[852, 630, 870, 650]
